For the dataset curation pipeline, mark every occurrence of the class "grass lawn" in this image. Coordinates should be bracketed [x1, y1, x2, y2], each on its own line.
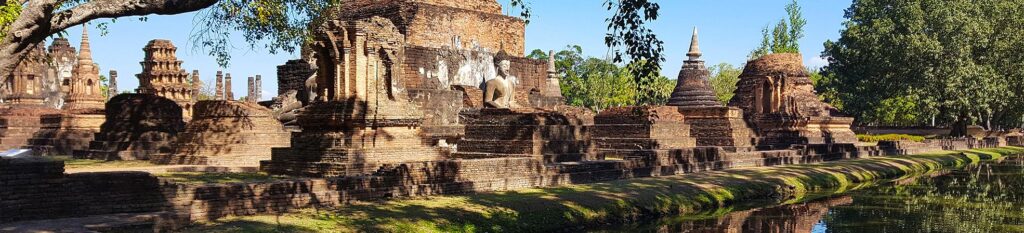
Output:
[52, 156, 159, 170]
[155, 172, 289, 184]
[181, 147, 1024, 233]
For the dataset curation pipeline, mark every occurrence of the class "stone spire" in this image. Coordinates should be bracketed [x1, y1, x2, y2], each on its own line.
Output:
[63, 26, 106, 110]
[666, 27, 720, 107]
[108, 70, 118, 98]
[686, 27, 701, 60]
[215, 71, 224, 100]
[192, 70, 200, 102]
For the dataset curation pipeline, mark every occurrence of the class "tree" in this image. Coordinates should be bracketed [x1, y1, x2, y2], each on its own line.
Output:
[98, 74, 108, 98]
[526, 49, 548, 60]
[549, 45, 672, 111]
[820, 0, 1024, 135]
[604, 0, 665, 105]
[750, 0, 806, 59]
[708, 63, 742, 104]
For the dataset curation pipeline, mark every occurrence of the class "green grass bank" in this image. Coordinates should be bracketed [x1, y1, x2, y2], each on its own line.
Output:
[185, 147, 1024, 233]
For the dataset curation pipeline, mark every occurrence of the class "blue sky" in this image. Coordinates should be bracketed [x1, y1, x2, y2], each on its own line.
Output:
[52, 0, 851, 100]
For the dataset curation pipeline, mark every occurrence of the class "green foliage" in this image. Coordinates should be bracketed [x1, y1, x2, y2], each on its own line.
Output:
[0, 1, 19, 41]
[820, 0, 1024, 132]
[856, 134, 926, 143]
[526, 49, 548, 60]
[708, 63, 742, 104]
[750, 0, 805, 59]
[98, 74, 109, 99]
[192, 0, 337, 67]
[551, 45, 672, 111]
[604, 0, 665, 105]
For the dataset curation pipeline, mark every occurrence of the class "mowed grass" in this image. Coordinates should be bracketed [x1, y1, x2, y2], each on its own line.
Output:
[53, 156, 158, 170]
[184, 147, 1024, 233]
[155, 172, 288, 184]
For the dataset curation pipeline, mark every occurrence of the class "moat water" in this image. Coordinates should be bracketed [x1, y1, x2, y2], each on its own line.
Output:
[598, 156, 1024, 233]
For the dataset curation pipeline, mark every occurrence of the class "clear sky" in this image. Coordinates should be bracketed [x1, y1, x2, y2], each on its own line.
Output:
[51, 0, 851, 101]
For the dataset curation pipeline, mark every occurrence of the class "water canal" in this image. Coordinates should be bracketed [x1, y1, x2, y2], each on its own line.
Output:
[597, 156, 1024, 232]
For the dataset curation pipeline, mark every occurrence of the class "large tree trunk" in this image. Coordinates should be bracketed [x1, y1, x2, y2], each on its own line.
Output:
[0, 0, 218, 77]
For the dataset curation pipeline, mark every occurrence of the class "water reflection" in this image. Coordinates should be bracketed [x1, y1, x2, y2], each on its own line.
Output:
[601, 157, 1024, 233]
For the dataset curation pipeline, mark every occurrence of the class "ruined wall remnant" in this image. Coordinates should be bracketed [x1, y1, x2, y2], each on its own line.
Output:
[152, 100, 290, 167]
[72, 94, 186, 160]
[730, 53, 857, 145]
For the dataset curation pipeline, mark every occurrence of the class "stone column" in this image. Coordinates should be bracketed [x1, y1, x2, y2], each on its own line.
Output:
[108, 70, 118, 99]
[247, 76, 255, 102]
[255, 75, 262, 102]
[225, 73, 234, 100]
[191, 70, 200, 102]
[215, 71, 224, 100]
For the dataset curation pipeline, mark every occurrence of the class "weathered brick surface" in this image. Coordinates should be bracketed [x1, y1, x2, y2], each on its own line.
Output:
[25, 110, 104, 155]
[452, 108, 592, 163]
[72, 94, 185, 160]
[729, 53, 857, 146]
[150, 101, 291, 167]
[135, 40, 196, 119]
[0, 105, 62, 151]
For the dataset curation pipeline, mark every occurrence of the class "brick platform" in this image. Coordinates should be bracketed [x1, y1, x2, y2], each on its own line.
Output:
[452, 108, 592, 163]
[25, 109, 105, 155]
[150, 101, 290, 167]
[73, 94, 185, 160]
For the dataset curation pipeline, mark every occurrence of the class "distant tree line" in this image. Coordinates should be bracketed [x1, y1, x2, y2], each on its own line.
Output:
[528, 46, 674, 111]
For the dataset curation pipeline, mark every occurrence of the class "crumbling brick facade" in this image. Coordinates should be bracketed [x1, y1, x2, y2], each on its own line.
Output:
[72, 94, 185, 160]
[135, 40, 196, 119]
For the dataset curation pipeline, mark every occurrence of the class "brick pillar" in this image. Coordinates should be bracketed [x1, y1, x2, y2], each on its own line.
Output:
[225, 73, 233, 100]
[108, 70, 118, 99]
[215, 71, 224, 100]
[191, 70, 200, 102]
[247, 76, 255, 102]
[255, 75, 262, 102]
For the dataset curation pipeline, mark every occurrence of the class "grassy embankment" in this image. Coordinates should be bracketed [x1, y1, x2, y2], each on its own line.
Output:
[184, 147, 1024, 232]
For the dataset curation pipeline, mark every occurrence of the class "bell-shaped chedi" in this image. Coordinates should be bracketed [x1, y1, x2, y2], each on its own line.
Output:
[729, 53, 857, 145]
[667, 28, 720, 107]
[261, 17, 445, 177]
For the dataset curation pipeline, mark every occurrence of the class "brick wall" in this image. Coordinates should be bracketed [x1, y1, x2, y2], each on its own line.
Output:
[401, 46, 546, 106]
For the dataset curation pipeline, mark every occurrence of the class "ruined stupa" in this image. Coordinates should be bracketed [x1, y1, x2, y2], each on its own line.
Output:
[29, 27, 107, 155]
[72, 94, 185, 160]
[136, 40, 196, 119]
[729, 53, 857, 145]
[152, 100, 290, 167]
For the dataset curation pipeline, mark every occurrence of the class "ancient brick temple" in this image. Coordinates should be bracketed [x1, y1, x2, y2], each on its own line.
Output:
[135, 40, 196, 119]
[729, 53, 857, 146]
[0, 45, 61, 150]
[73, 94, 185, 160]
[261, 17, 446, 177]
[151, 100, 290, 167]
[29, 27, 107, 155]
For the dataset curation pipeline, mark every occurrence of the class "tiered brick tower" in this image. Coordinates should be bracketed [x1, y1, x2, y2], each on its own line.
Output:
[0, 46, 61, 150]
[28, 27, 107, 155]
[729, 53, 857, 146]
[666, 29, 756, 148]
[261, 17, 445, 177]
[135, 39, 195, 119]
